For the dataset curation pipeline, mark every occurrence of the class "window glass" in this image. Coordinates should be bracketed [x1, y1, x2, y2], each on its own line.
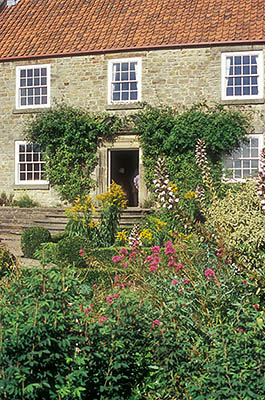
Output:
[16, 142, 47, 184]
[223, 52, 263, 99]
[224, 135, 262, 180]
[17, 65, 50, 108]
[110, 59, 141, 103]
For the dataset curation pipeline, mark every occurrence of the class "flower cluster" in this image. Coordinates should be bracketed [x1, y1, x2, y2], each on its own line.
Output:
[96, 181, 127, 209]
[65, 194, 94, 222]
[128, 223, 142, 247]
[255, 147, 265, 211]
[145, 245, 161, 272]
[115, 230, 129, 245]
[153, 157, 179, 210]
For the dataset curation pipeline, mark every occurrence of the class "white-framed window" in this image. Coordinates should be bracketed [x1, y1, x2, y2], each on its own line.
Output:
[15, 141, 48, 185]
[223, 134, 264, 180]
[16, 64, 50, 109]
[221, 51, 264, 100]
[108, 58, 141, 103]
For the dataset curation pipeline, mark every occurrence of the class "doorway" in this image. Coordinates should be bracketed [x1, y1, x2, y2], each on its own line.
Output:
[109, 149, 139, 206]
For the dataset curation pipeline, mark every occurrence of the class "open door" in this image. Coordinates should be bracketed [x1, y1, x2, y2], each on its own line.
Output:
[109, 149, 139, 206]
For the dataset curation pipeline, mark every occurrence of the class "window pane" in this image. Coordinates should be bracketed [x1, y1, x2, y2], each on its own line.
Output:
[121, 92, 129, 100]
[121, 63, 129, 71]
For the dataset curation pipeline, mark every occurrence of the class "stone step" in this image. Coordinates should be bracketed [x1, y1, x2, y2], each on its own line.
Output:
[0, 207, 150, 235]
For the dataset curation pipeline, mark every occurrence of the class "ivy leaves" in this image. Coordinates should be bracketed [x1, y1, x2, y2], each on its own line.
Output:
[24, 103, 120, 202]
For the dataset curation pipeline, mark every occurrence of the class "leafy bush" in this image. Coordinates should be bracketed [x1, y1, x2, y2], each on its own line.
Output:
[132, 103, 250, 193]
[54, 236, 89, 267]
[1, 238, 264, 399]
[0, 246, 17, 279]
[206, 181, 265, 270]
[21, 226, 51, 258]
[13, 193, 40, 208]
[24, 103, 120, 202]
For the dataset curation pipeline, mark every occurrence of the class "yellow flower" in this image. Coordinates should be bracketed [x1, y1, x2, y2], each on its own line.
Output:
[115, 230, 129, 243]
[139, 229, 152, 242]
[184, 191, 196, 199]
[169, 183, 178, 193]
[96, 181, 127, 209]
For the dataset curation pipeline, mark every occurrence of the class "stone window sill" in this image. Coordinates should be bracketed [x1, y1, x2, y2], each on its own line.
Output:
[221, 98, 264, 105]
[13, 184, 50, 190]
[106, 102, 144, 111]
[12, 108, 51, 115]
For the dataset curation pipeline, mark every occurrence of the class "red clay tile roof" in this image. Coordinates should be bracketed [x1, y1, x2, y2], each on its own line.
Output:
[1, 0, 265, 60]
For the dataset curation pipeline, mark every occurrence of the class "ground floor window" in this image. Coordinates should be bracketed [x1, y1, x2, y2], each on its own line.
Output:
[15, 141, 47, 184]
[223, 134, 263, 180]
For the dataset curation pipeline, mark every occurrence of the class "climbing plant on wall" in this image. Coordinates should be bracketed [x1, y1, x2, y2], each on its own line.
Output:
[24, 103, 121, 202]
[132, 103, 251, 194]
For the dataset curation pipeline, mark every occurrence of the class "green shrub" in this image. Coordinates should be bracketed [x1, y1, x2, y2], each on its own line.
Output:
[1, 240, 264, 400]
[0, 246, 17, 279]
[21, 226, 52, 258]
[205, 181, 265, 270]
[13, 193, 40, 208]
[55, 236, 89, 267]
[51, 231, 67, 243]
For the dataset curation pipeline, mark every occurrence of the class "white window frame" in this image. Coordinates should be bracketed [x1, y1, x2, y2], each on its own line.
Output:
[16, 64, 51, 109]
[221, 51, 264, 100]
[15, 141, 48, 185]
[223, 134, 264, 182]
[108, 58, 142, 104]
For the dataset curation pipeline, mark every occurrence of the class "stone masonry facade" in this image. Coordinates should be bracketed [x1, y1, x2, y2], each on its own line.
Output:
[1, 45, 265, 205]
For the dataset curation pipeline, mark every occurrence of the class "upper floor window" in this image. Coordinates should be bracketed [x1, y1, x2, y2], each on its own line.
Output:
[15, 141, 48, 185]
[16, 65, 50, 109]
[108, 58, 141, 104]
[221, 51, 264, 100]
[223, 134, 263, 180]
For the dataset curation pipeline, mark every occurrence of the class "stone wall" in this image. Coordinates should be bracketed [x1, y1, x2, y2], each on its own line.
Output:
[1, 45, 265, 205]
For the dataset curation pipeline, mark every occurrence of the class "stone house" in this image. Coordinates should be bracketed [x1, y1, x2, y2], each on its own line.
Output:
[0, 0, 265, 206]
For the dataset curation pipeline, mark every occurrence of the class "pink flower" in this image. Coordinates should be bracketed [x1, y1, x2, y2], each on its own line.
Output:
[237, 327, 244, 332]
[183, 279, 190, 284]
[79, 249, 85, 256]
[253, 304, 259, 310]
[176, 263, 184, 271]
[99, 317, 107, 324]
[171, 280, 179, 285]
[226, 259, 232, 264]
[151, 246, 161, 253]
[204, 269, 216, 279]
[113, 293, 119, 299]
[84, 307, 91, 314]
[152, 319, 161, 328]
[165, 246, 176, 255]
[243, 280, 247, 284]
[123, 261, 128, 267]
[93, 284, 97, 289]
[119, 248, 128, 255]
[106, 296, 113, 304]
[168, 260, 177, 267]
[112, 255, 121, 263]
[149, 265, 158, 272]
[216, 253, 222, 257]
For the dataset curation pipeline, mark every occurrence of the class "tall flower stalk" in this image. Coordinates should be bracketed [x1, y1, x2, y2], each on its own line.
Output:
[255, 147, 265, 212]
[195, 139, 216, 214]
[153, 157, 179, 210]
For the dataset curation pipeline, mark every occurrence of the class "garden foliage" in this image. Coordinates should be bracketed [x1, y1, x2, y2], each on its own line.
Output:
[21, 226, 52, 258]
[24, 103, 120, 202]
[132, 103, 250, 194]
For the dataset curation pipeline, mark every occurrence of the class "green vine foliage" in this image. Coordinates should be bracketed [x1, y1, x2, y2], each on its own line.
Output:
[133, 103, 250, 194]
[24, 103, 121, 202]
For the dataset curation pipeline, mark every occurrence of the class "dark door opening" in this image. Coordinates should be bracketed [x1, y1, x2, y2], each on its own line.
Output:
[110, 150, 139, 206]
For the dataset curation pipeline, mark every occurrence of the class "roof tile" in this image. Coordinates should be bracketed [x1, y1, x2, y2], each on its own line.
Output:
[0, 0, 265, 60]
